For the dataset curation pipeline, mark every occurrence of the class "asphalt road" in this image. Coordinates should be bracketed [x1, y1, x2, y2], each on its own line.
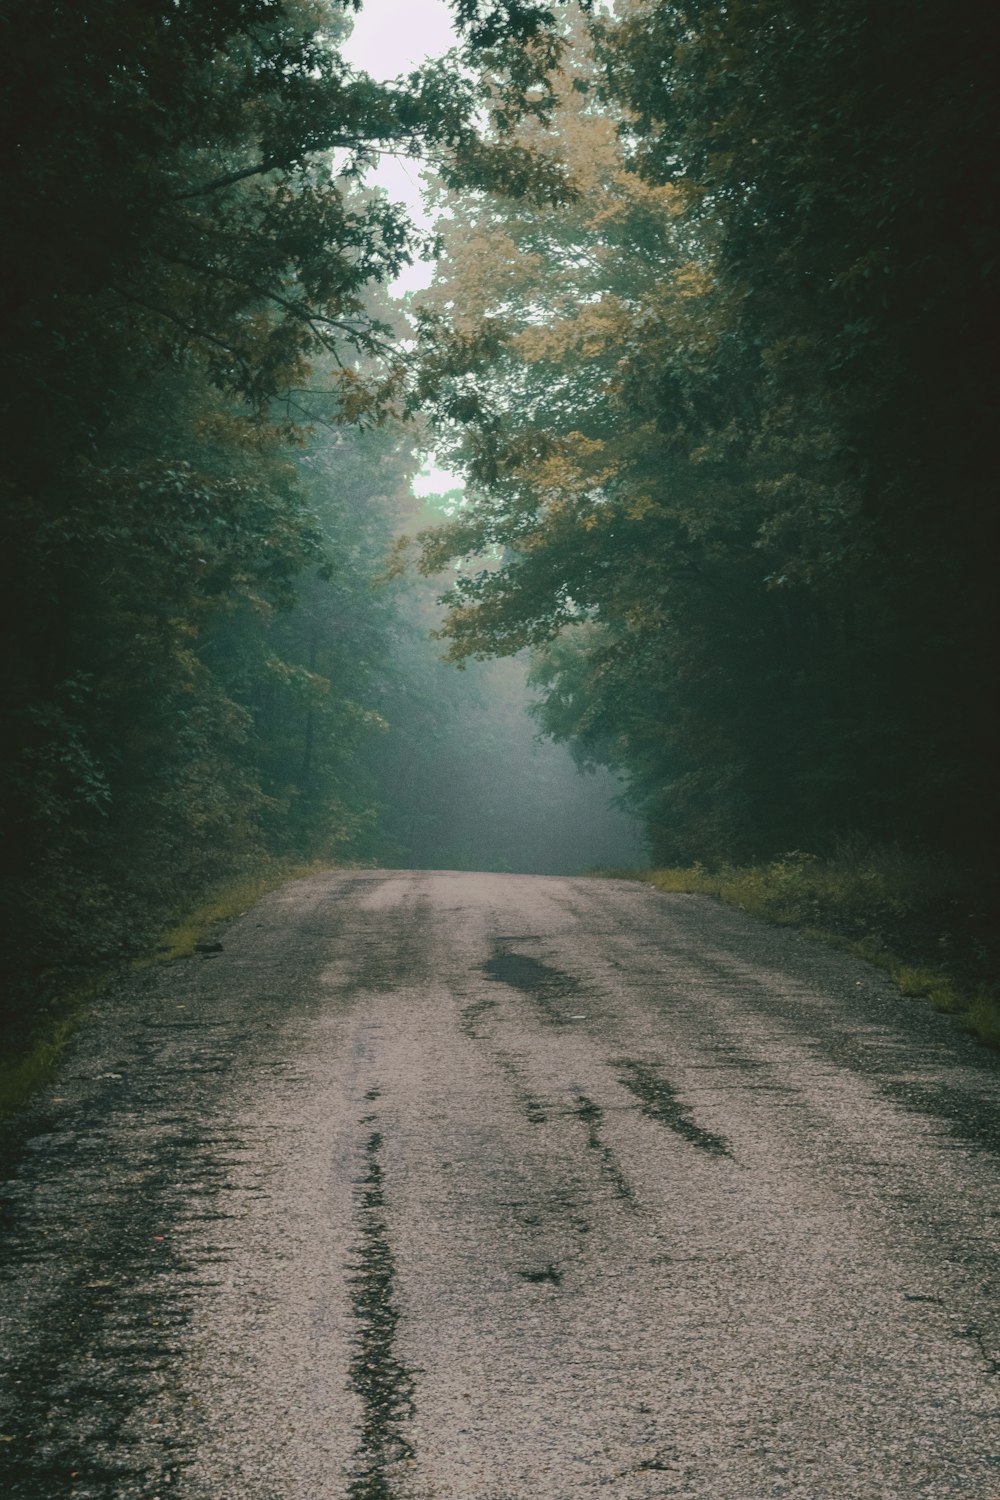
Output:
[1, 869, 999, 1499]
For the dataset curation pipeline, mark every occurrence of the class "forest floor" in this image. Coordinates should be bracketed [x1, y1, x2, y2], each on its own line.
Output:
[1, 869, 999, 1498]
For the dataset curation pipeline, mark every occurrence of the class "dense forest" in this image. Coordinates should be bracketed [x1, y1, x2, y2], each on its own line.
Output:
[416, 1, 998, 870]
[1, 0, 997, 1041]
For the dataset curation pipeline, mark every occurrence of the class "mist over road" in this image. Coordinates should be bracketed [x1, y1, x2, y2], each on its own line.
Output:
[2, 871, 999, 1499]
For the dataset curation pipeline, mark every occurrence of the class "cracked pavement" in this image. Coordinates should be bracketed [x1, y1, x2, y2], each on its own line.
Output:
[1, 870, 999, 1498]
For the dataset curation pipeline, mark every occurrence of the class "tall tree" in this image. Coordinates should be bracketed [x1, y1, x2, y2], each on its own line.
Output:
[414, 0, 1000, 865]
[0, 0, 575, 1033]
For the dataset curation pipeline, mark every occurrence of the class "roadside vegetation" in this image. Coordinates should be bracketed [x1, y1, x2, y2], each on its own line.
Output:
[0, 1, 627, 1075]
[617, 848, 1000, 1049]
[412, 2, 998, 1049]
[145, 859, 330, 965]
[0, 857, 328, 1121]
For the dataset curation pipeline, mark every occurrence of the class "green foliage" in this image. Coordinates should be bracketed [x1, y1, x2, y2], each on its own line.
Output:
[149, 858, 327, 963]
[0, 1, 577, 1048]
[0, 855, 326, 1120]
[0, 383, 418, 1038]
[414, 0, 999, 878]
[248, 416, 420, 861]
[4, 0, 996, 1070]
[0, 1005, 96, 1124]
[630, 846, 1000, 1048]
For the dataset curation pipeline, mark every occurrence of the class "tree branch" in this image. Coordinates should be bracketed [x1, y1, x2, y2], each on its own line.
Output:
[174, 161, 283, 199]
[152, 251, 403, 359]
[110, 285, 251, 373]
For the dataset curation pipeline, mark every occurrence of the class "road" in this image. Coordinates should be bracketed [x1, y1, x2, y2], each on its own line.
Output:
[1, 869, 999, 1499]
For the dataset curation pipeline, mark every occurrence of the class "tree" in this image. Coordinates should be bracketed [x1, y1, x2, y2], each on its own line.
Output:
[413, 0, 1000, 865]
[0, 0, 578, 1035]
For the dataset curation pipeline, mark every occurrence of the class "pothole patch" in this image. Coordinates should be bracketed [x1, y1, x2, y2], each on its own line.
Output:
[482, 949, 585, 1027]
[573, 1091, 640, 1210]
[518, 1264, 563, 1286]
[615, 1059, 731, 1158]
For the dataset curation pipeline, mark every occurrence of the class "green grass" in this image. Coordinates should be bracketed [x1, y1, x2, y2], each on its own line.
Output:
[607, 846, 1000, 1049]
[148, 860, 327, 964]
[0, 859, 332, 1121]
[0, 993, 99, 1121]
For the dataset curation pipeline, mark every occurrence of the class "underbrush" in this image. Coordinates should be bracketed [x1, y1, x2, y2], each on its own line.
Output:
[0, 996, 101, 1123]
[0, 858, 330, 1120]
[148, 859, 327, 963]
[614, 845, 1000, 1049]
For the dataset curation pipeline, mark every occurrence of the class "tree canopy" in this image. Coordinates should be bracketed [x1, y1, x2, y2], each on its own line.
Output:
[0, 0, 585, 1033]
[413, 0, 999, 867]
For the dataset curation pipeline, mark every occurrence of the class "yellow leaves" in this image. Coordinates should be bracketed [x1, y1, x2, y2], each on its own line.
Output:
[590, 172, 689, 233]
[512, 296, 630, 365]
[556, 109, 621, 195]
[417, 515, 485, 576]
[760, 334, 818, 370]
[536, 451, 579, 490]
[377, 534, 413, 584]
[674, 262, 714, 299]
[425, 221, 547, 324]
[624, 493, 656, 522]
[326, 367, 402, 426]
[427, 8, 703, 340]
[328, 367, 368, 424]
[621, 604, 668, 635]
[564, 432, 606, 460]
[193, 411, 286, 452]
[647, 179, 690, 217]
[174, 646, 202, 692]
[512, 324, 562, 361]
[707, 151, 737, 178]
[521, 431, 614, 510]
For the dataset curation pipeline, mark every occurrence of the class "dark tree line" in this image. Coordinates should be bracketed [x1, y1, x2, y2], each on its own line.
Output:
[0, 0, 572, 1035]
[413, 0, 999, 872]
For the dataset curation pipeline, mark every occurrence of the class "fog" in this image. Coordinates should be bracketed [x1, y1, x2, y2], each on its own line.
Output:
[374, 651, 648, 876]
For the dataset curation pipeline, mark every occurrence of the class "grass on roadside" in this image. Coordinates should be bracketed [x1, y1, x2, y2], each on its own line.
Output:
[605, 846, 1000, 1049]
[0, 989, 103, 1122]
[148, 859, 328, 963]
[0, 859, 332, 1121]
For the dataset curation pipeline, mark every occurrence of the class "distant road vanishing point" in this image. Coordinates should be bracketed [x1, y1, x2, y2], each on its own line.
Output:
[2, 870, 999, 1498]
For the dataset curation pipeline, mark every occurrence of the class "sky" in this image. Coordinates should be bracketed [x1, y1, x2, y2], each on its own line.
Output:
[340, 0, 457, 84]
[340, 0, 457, 289]
[340, 1, 464, 496]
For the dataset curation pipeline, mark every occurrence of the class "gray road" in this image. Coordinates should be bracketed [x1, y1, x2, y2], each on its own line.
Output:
[1, 870, 999, 1499]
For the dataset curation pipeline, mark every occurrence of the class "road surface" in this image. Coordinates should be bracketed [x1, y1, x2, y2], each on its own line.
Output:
[1, 870, 999, 1499]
